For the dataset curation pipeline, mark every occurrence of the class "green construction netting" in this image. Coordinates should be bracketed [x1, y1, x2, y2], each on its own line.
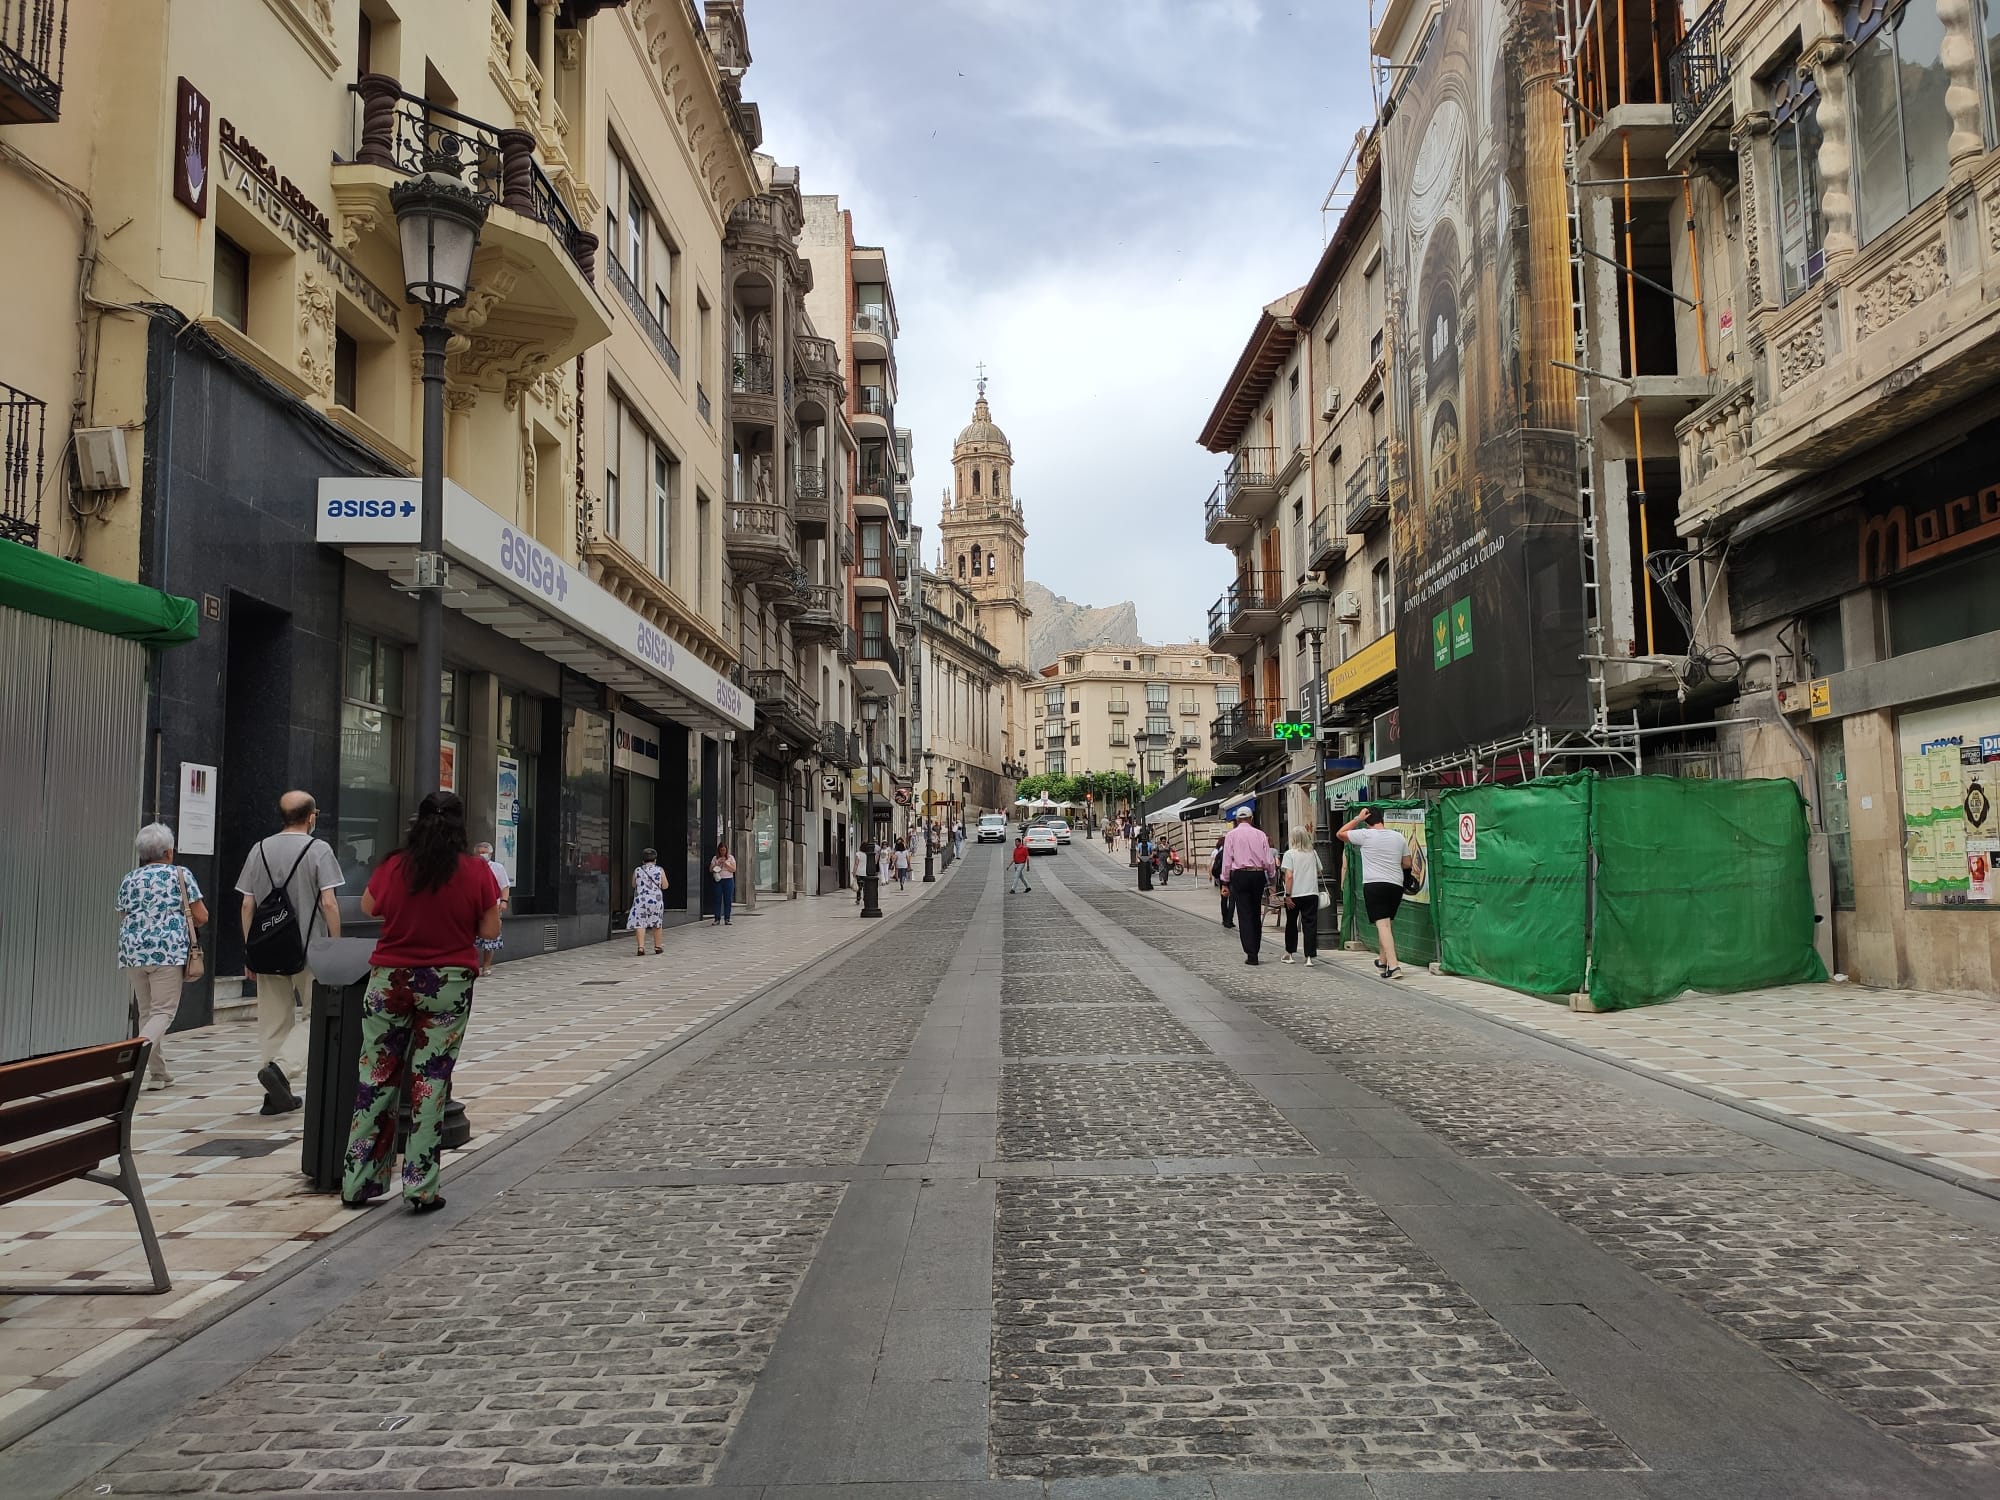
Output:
[0, 540, 198, 645]
[1431, 775, 1591, 997]
[1589, 774, 1828, 1010]
[1338, 799, 1438, 967]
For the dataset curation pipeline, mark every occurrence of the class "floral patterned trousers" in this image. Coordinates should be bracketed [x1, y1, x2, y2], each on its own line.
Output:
[341, 965, 474, 1205]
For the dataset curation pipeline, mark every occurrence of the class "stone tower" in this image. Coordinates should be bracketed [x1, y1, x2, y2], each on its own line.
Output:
[938, 375, 1031, 674]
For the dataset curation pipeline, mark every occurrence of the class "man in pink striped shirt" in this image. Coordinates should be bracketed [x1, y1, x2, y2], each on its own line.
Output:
[1218, 807, 1277, 965]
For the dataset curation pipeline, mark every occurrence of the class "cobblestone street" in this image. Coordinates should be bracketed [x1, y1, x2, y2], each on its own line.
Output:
[4, 843, 1999, 1500]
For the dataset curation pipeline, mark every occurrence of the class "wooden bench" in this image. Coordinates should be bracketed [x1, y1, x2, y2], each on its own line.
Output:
[0, 1038, 171, 1294]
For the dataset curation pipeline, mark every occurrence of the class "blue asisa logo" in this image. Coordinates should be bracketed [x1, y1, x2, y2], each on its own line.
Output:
[324, 497, 416, 518]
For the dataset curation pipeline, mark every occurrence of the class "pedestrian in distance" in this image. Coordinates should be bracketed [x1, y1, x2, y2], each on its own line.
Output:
[851, 840, 869, 903]
[894, 837, 911, 890]
[1280, 827, 1323, 967]
[710, 840, 738, 925]
[343, 790, 500, 1213]
[235, 791, 343, 1115]
[1009, 834, 1033, 893]
[473, 841, 510, 976]
[1339, 805, 1414, 978]
[117, 822, 209, 1091]
[1218, 807, 1277, 965]
[1211, 838, 1233, 928]
[629, 847, 669, 953]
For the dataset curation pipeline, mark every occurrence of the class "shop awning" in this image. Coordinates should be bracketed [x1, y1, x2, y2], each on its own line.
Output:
[0, 541, 198, 645]
[318, 478, 754, 734]
[1145, 796, 1196, 824]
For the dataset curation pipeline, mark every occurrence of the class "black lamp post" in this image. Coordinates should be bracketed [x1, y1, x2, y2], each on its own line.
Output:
[860, 693, 883, 918]
[1296, 579, 1334, 939]
[388, 159, 490, 792]
[1126, 757, 1139, 865]
[922, 751, 936, 882]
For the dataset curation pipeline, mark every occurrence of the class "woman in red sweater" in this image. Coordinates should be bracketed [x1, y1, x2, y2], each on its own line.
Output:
[342, 790, 501, 1212]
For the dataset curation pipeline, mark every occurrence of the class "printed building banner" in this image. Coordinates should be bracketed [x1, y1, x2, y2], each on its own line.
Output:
[1382, 0, 1589, 766]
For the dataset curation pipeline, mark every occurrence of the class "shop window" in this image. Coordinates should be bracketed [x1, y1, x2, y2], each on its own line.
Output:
[1895, 692, 2000, 909]
[497, 691, 540, 901]
[1818, 725, 1856, 910]
[337, 629, 405, 908]
[439, 669, 469, 794]
[214, 234, 250, 332]
[1850, 0, 1952, 244]
[1886, 546, 1999, 655]
[1770, 64, 1827, 300]
[1803, 601, 1846, 676]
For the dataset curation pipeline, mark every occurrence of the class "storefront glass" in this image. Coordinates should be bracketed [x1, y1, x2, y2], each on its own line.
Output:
[753, 778, 780, 891]
[496, 691, 540, 901]
[1818, 724, 1855, 910]
[336, 629, 403, 909]
[1897, 693, 2000, 909]
[561, 702, 613, 920]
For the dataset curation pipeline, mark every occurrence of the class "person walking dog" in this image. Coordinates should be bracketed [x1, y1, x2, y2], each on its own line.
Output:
[1218, 807, 1276, 965]
[1339, 806, 1414, 979]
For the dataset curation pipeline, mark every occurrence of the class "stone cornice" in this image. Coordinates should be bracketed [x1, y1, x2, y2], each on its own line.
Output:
[620, 0, 761, 226]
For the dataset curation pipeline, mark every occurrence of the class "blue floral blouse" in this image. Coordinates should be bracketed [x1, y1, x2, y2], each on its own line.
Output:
[116, 863, 202, 969]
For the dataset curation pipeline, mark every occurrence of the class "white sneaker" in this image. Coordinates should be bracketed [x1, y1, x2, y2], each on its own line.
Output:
[1281, 954, 1293, 964]
[1304, 957, 1314, 967]
[145, 1075, 167, 1091]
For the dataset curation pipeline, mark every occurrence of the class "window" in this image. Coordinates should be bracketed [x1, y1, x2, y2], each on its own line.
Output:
[1146, 682, 1168, 711]
[214, 234, 250, 332]
[861, 520, 886, 577]
[1034, 727, 1045, 749]
[1147, 714, 1170, 741]
[604, 392, 625, 540]
[1286, 369, 1301, 452]
[1215, 683, 1239, 711]
[1771, 66, 1826, 301]
[652, 446, 678, 581]
[1046, 753, 1065, 775]
[1372, 559, 1393, 637]
[971, 467, 980, 495]
[861, 602, 887, 656]
[957, 553, 966, 579]
[697, 490, 713, 609]
[1818, 725, 1855, 911]
[1044, 686, 1064, 714]
[1803, 602, 1846, 677]
[1886, 546, 2000, 654]
[1110, 720, 1128, 746]
[1851, 0, 1952, 244]
[333, 328, 357, 411]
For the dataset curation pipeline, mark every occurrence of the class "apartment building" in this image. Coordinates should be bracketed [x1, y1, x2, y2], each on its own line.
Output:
[0, 0, 774, 1013]
[913, 563, 1017, 821]
[1032, 646, 1238, 786]
[1658, 0, 2000, 991]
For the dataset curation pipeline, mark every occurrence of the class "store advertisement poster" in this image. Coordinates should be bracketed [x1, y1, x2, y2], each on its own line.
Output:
[1898, 695, 2000, 907]
[1385, 810, 1431, 905]
[495, 754, 520, 881]
[178, 763, 218, 855]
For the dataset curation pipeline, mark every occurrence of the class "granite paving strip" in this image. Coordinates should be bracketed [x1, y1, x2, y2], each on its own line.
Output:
[998, 1063, 1315, 1163]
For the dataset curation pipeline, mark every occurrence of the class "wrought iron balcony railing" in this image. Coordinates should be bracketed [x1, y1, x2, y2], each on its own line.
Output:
[607, 254, 680, 376]
[1307, 507, 1334, 567]
[351, 75, 595, 277]
[731, 350, 774, 395]
[1210, 698, 1281, 756]
[0, 0, 66, 123]
[1668, 1, 1729, 128]
[1225, 446, 1277, 504]
[2, 379, 47, 546]
[748, 667, 818, 731]
[1203, 480, 1229, 536]
[858, 633, 903, 681]
[696, 383, 711, 424]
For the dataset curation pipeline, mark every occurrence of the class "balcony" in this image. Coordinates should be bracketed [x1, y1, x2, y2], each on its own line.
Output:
[820, 720, 859, 769]
[1204, 479, 1253, 546]
[1210, 698, 1281, 766]
[607, 255, 680, 378]
[794, 581, 843, 644]
[1345, 440, 1390, 534]
[725, 499, 798, 583]
[2, 379, 47, 545]
[725, 192, 800, 254]
[1224, 445, 1279, 519]
[856, 631, 904, 690]
[748, 667, 818, 744]
[852, 308, 892, 362]
[697, 383, 712, 425]
[839, 522, 855, 568]
[837, 624, 857, 664]
[729, 350, 778, 428]
[793, 334, 843, 415]
[1230, 567, 1284, 638]
[1667, 0, 1729, 130]
[338, 76, 607, 369]
[1108, 733, 1129, 748]
[853, 386, 891, 439]
[792, 464, 830, 536]
[0, 0, 65, 122]
[853, 470, 895, 519]
[1307, 507, 1338, 572]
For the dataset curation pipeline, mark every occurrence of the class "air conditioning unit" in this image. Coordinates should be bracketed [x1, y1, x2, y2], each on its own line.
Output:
[1321, 391, 1341, 422]
[74, 427, 131, 491]
[1334, 589, 1362, 623]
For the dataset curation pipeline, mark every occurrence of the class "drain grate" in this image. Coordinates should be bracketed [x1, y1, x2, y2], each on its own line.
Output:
[180, 1137, 286, 1159]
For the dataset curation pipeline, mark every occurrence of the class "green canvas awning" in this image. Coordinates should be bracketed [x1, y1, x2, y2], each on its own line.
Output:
[0, 542, 198, 645]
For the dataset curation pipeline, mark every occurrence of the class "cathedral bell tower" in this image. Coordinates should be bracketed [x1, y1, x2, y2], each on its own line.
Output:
[937, 373, 1030, 674]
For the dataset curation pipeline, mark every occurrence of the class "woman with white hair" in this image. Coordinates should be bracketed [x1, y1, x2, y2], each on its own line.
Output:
[1280, 825, 1323, 968]
[116, 822, 210, 1089]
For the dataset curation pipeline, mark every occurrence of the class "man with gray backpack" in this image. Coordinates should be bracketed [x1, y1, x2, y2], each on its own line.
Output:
[234, 791, 344, 1114]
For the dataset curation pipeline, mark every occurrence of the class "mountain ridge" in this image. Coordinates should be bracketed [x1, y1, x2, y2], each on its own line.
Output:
[1025, 581, 1146, 672]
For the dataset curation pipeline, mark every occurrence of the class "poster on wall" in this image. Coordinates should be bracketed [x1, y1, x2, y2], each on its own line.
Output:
[495, 754, 520, 882]
[1898, 694, 2000, 908]
[1382, 0, 1588, 767]
[1384, 809, 1430, 904]
[178, 763, 217, 855]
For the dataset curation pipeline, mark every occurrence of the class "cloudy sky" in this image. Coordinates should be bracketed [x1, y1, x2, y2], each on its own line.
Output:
[746, 0, 1378, 643]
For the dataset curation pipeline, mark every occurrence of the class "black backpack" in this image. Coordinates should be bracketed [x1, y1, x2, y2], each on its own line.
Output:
[244, 841, 318, 976]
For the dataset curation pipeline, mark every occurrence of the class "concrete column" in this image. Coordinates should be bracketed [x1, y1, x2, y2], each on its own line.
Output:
[536, 0, 559, 135]
[508, 0, 528, 85]
[1805, 38, 1858, 274]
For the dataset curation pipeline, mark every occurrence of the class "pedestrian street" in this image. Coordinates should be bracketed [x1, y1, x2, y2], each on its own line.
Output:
[4, 842, 1999, 1500]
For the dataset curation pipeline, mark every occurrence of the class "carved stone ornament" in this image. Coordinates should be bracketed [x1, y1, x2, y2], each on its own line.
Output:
[522, 434, 537, 509]
[1854, 236, 1949, 340]
[297, 271, 336, 396]
[337, 206, 379, 252]
[1776, 313, 1827, 390]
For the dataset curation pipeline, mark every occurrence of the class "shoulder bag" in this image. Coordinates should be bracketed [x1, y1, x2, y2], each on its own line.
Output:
[178, 868, 206, 980]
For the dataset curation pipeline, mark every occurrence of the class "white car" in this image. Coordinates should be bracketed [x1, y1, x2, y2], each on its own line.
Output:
[1024, 825, 1060, 855]
[1046, 819, 1072, 844]
[976, 814, 1008, 843]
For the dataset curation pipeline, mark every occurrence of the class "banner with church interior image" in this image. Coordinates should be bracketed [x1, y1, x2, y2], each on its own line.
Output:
[1381, 0, 1590, 767]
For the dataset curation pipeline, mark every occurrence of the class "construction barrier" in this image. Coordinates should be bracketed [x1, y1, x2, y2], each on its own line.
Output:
[1430, 775, 1592, 999]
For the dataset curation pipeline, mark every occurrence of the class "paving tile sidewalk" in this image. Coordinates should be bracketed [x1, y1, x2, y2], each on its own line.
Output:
[1081, 835, 2000, 1190]
[0, 865, 954, 1433]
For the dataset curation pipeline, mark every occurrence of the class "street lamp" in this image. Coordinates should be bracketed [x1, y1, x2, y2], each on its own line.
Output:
[859, 693, 883, 918]
[389, 159, 490, 793]
[1296, 578, 1334, 930]
[922, 751, 937, 882]
[1126, 757, 1138, 865]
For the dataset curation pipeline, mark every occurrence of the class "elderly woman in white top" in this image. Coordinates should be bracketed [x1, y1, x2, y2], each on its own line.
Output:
[116, 822, 209, 1089]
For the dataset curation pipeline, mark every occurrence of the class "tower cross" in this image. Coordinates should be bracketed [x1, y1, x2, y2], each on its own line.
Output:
[975, 362, 988, 398]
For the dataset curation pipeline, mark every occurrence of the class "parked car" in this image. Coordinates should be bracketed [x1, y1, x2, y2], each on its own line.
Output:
[1024, 825, 1060, 856]
[977, 814, 1008, 843]
[1046, 819, 1072, 844]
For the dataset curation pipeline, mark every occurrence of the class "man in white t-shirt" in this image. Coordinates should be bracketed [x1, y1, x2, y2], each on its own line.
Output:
[474, 842, 512, 975]
[1338, 806, 1413, 978]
